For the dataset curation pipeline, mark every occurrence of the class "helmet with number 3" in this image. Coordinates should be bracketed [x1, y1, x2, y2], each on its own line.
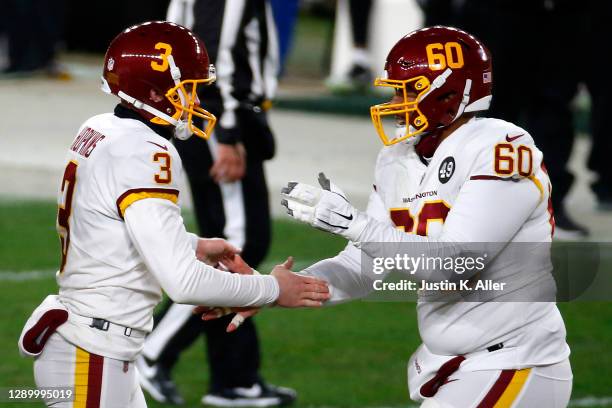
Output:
[101, 21, 217, 140]
[370, 26, 492, 146]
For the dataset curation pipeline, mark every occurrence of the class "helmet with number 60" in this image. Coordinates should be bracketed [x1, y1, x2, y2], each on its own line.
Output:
[101, 21, 217, 140]
[370, 26, 493, 146]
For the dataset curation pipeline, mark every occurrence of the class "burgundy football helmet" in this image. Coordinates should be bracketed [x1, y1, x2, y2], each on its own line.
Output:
[370, 26, 492, 146]
[101, 21, 216, 140]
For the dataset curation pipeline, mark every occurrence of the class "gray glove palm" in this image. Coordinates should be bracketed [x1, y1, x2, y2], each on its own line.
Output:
[281, 173, 368, 241]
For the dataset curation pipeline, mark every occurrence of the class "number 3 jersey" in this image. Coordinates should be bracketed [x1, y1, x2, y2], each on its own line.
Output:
[56, 112, 182, 331]
[304, 116, 569, 370]
[52, 108, 278, 361]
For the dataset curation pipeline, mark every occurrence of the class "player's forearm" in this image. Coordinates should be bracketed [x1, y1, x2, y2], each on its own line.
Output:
[301, 244, 376, 304]
[124, 199, 279, 307]
[186, 232, 199, 251]
[357, 217, 459, 262]
[169, 262, 279, 306]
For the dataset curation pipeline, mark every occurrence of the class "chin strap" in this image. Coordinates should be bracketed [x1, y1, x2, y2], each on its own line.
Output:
[117, 90, 192, 141]
[452, 79, 473, 122]
[167, 55, 186, 107]
[420, 68, 453, 101]
[117, 90, 180, 126]
[464, 94, 492, 112]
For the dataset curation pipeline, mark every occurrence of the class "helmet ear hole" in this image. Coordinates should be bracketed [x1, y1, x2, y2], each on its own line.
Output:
[149, 89, 165, 103]
[437, 91, 457, 102]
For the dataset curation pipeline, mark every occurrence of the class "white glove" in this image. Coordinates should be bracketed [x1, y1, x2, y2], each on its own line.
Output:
[281, 173, 369, 241]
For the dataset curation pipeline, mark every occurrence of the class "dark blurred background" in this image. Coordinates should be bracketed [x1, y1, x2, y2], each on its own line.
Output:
[64, 0, 172, 52]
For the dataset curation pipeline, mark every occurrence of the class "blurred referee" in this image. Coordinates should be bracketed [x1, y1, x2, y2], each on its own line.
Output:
[136, 1, 296, 406]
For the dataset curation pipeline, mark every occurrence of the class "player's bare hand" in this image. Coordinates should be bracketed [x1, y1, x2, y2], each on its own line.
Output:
[193, 305, 259, 332]
[196, 238, 241, 266]
[193, 254, 258, 331]
[271, 257, 331, 307]
[220, 254, 254, 275]
[210, 143, 246, 183]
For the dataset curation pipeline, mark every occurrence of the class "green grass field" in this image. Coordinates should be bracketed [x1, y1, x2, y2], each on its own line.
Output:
[1, 200, 611, 407]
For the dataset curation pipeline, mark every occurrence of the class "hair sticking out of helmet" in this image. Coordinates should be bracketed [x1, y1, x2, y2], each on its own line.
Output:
[101, 21, 217, 140]
[370, 26, 492, 146]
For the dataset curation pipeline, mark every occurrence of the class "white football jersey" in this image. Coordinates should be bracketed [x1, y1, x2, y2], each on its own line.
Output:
[304, 116, 569, 371]
[53, 112, 278, 361]
[57, 113, 182, 320]
[53, 113, 182, 359]
[370, 117, 568, 368]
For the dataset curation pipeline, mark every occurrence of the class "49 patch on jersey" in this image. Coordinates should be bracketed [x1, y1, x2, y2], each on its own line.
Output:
[438, 156, 455, 184]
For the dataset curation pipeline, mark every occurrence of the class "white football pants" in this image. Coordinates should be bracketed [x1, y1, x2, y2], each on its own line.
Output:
[34, 333, 147, 407]
[419, 359, 572, 408]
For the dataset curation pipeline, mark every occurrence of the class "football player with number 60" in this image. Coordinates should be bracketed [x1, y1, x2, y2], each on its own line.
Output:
[282, 26, 572, 407]
[17, 21, 329, 408]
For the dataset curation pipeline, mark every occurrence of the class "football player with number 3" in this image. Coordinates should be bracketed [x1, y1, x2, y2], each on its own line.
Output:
[17, 21, 329, 408]
[282, 27, 572, 407]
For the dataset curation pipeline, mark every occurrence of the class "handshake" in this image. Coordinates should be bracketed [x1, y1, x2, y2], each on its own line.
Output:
[193, 238, 330, 332]
[194, 173, 361, 332]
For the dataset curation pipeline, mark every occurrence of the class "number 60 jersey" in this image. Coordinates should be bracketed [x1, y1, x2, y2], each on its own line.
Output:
[369, 116, 568, 368]
[304, 116, 569, 371]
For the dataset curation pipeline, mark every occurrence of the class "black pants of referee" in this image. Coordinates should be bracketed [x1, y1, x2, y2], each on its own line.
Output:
[144, 134, 271, 392]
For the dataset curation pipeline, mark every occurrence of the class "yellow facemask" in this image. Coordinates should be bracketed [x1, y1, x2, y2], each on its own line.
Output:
[151, 77, 217, 140]
[369, 75, 431, 146]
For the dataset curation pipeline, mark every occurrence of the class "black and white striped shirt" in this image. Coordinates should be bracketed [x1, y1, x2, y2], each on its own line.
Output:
[168, 0, 279, 144]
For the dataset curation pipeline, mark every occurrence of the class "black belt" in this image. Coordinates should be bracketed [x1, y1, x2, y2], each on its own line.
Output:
[486, 342, 504, 352]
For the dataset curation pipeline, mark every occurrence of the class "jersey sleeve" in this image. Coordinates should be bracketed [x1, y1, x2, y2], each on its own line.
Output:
[301, 189, 393, 303]
[439, 175, 541, 242]
[113, 141, 183, 220]
[466, 127, 542, 178]
[462, 127, 547, 207]
[124, 198, 279, 306]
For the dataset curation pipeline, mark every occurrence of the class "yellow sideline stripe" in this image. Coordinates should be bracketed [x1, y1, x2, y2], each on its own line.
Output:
[494, 368, 531, 408]
[118, 191, 178, 217]
[528, 175, 544, 202]
[73, 347, 90, 408]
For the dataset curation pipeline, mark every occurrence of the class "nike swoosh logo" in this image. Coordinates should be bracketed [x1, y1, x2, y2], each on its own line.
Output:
[505, 133, 524, 142]
[34, 327, 50, 345]
[332, 210, 353, 221]
[147, 141, 168, 151]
